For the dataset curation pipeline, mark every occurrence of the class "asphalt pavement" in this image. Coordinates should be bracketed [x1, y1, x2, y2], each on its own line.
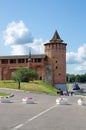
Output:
[0, 87, 86, 130]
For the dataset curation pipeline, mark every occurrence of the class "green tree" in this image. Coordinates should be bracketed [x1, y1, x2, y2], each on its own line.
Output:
[13, 67, 38, 89]
[66, 73, 71, 82]
[28, 69, 38, 81]
[66, 74, 75, 83]
[13, 67, 29, 89]
[75, 75, 80, 82]
[66, 73, 86, 83]
[80, 74, 86, 83]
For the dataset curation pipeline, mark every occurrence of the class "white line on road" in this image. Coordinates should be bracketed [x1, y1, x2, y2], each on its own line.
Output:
[11, 104, 57, 130]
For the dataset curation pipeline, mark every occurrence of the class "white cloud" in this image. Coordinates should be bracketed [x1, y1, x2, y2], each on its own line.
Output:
[67, 44, 86, 74]
[66, 52, 78, 64]
[77, 44, 86, 61]
[2, 20, 47, 55]
[74, 61, 86, 73]
[26, 38, 46, 54]
[11, 45, 27, 55]
[10, 39, 45, 55]
[2, 20, 33, 45]
[67, 44, 86, 64]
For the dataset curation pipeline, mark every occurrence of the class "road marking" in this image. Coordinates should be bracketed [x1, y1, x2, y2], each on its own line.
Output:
[11, 124, 24, 130]
[11, 104, 57, 130]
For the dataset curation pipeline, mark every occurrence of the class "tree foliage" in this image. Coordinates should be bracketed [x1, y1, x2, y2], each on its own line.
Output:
[66, 73, 86, 83]
[12, 67, 38, 89]
[28, 69, 38, 80]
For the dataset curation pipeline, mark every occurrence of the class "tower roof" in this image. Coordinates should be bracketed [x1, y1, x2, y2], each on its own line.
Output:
[51, 30, 61, 40]
[50, 30, 63, 42]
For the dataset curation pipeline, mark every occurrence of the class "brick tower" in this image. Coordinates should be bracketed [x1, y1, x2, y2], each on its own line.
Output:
[44, 30, 67, 90]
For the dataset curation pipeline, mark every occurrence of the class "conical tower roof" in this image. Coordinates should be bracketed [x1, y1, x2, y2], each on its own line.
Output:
[52, 30, 61, 40]
[50, 30, 63, 42]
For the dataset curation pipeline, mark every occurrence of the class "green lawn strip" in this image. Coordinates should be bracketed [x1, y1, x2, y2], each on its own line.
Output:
[0, 80, 18, 89]
[0, 92, 10, 97]
[21, 80, 57, 95]
[0, 80, 57, 95]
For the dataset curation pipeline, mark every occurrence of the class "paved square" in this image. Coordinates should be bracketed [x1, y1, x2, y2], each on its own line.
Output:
[0, 88, 86, 130]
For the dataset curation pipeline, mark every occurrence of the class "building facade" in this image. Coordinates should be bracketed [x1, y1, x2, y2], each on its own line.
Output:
[0, 31, 67, 89]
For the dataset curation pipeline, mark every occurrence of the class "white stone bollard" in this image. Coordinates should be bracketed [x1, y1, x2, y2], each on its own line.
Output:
[56, 97, 68, 105]
[0, 97, 11, 103]
[77, 98, 86, 106]
[22, 97, 34, 104]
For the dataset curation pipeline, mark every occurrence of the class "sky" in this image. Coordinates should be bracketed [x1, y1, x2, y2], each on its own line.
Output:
[0, 0, 86, 74]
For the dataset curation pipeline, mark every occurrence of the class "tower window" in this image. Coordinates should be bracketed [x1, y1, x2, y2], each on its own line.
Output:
[18, 59, 24, 63]
[10, 59, 16, 64]
[1, 59, 8, 64]
[35, 58, 42, 63]
[56, 60, 57, 63]
[40, 76, 42, 80]
[56, 66, 58, 69]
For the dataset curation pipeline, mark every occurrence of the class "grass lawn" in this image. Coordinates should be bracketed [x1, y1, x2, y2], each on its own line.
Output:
[0, 80, 58, 96]
[0, 92, 10, 96]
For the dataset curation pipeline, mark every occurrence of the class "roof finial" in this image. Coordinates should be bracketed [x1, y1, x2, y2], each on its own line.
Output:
[28, 47, 32, 62]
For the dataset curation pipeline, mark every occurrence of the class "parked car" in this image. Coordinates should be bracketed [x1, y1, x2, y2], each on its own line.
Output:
[72, 82, 80, 90]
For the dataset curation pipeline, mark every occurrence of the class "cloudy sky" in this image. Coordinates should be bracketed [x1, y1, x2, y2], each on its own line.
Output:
[0, 0, 86, 74]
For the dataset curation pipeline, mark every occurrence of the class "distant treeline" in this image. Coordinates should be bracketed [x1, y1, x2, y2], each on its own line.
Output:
[66, 73, 86, 83]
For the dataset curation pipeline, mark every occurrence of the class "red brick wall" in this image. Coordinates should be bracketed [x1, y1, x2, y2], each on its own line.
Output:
[0, 58, 46, 80]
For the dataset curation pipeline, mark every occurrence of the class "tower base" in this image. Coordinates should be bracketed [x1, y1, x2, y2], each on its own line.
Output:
[54, 84, 67, 91]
